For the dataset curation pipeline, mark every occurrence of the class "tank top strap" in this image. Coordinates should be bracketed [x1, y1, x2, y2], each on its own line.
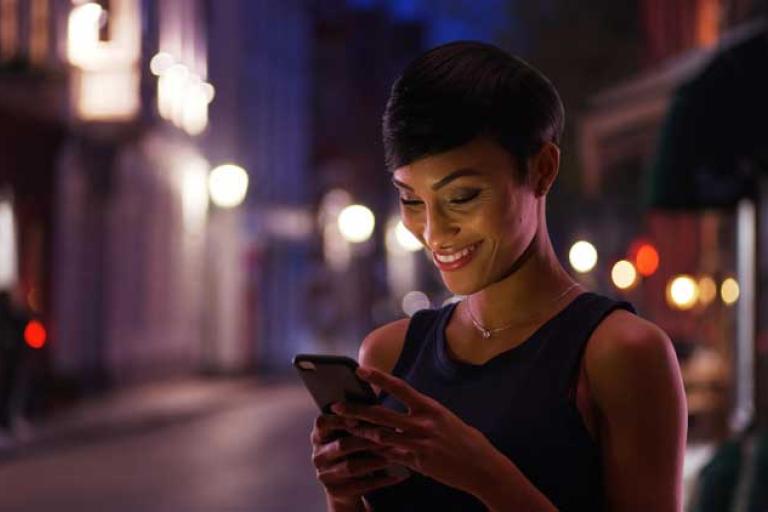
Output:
[536, 292, 636, 403]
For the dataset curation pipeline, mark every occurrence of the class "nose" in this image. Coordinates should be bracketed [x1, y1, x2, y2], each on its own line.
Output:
[423, 204, 459, 251]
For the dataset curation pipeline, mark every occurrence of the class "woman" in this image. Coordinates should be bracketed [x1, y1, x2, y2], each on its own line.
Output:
[310, 41, 687, 511]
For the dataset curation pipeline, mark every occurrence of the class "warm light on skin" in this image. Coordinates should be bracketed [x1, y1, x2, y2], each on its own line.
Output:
[392, 137, 550, 296]
[698, 276, 717, 306]
[208, 164, 249, 208]
[721, 277, 740, 305]
[569, 241, 598, 274]
[611, 260, 637, 290]
[395, 220, 423, 252]
[667, 275, 699, 310]
[338, 205, 376, 243]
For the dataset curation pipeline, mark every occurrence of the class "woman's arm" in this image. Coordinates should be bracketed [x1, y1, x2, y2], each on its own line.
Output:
[587, 310, 688, 512]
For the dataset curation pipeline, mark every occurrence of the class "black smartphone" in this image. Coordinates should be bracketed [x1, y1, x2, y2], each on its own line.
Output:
[292, 353, 379, 414]
[293, 353, 411, 481]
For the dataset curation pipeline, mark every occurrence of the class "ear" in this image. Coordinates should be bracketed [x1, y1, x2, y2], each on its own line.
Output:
[531, 142, 560, 197]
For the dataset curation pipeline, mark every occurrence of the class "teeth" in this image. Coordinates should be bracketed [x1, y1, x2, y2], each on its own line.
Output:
[435, 243, 477, 263]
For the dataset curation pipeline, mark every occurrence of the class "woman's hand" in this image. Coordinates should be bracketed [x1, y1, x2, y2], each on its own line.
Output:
[310, 413, 410, 506]
[330, 366, 504, 497]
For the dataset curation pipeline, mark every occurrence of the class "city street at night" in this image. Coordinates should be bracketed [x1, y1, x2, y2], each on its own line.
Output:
[0, 381, 325, 512]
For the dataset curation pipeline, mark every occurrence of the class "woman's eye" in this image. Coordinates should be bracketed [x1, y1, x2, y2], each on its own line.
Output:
[449, 190, 480, 204]
[399, 197, 423, 206]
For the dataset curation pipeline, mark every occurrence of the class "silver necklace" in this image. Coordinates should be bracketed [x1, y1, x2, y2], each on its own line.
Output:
[466, 282, 581, 340]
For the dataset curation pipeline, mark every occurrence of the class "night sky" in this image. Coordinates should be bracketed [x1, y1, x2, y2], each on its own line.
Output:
[346, 0, 522, 48]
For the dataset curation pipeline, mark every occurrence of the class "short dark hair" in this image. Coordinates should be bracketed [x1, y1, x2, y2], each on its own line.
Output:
[383, 41, 564, 180]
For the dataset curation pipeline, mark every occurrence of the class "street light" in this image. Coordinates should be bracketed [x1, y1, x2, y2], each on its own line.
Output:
[611, 260, 637, 290]
[569, 240, 598, 273]
[338, 204, 375, 243]
[667, 275, 699, 310]
[721, 277, 740, 305]
[698, 275, 717, 306]
[208, 164, 249, 208]
[394, 220, 422, 252]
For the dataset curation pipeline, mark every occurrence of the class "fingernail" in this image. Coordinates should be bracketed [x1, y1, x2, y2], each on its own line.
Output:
[331, 403, 343, 414]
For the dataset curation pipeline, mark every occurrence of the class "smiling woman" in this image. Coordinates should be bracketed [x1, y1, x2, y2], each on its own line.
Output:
[308, 41, 687, 512]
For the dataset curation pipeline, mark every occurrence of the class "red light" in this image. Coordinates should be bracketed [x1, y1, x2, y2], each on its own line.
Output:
[24, 321, 47, 349]
[635, 244, 660, 277]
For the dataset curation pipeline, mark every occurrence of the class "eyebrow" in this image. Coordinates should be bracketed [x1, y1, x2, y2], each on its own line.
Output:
[391, 168, 484, 191]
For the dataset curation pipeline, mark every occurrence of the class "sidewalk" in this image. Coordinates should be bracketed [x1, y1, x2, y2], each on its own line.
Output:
[0, 374, 269, 460]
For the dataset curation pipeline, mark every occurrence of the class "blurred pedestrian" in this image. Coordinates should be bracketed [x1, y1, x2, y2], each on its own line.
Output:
[309, 41, 687, 511]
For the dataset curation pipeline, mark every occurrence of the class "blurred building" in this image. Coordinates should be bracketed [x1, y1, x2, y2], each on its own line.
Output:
[309, 2, 426, 359]
[206, 0, 314, 373]
[578, 0, 767, 439]
[0, 0, 249, 398]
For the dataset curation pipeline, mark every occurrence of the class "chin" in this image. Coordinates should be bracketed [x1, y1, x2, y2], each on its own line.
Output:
[440, 274, 486, 298]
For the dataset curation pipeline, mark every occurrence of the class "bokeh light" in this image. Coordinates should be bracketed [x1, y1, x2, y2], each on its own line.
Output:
[402, 291, 430, 316]
[721, 277, 740, 305]
[635, 243, 659, 277]
[337, 204, 375, 243]
[611, 260, 637, 290]
[394, 221, 422, 251]
[568, 240, 598, 273]
[698, 276, 717, 306]
[24, 320, 47, 349]
[666, 275, 699, 310]
[150, 52, 175, 76]
[208, 164, 249, 208]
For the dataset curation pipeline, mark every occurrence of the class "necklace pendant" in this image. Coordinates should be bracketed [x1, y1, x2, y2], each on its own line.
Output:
[481, 328, 492, 339]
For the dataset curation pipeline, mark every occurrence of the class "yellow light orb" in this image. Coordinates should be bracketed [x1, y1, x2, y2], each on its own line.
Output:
[698, 276, 717, 306]
[568, 240, 598, 273]
[721, 277, 740, 305]
[611, 260, 637, 290]
[337, 204, 375, 243]
[666, 275, 699, 310]
[208, 164, 249, 208]
[394, 221, 422, 252]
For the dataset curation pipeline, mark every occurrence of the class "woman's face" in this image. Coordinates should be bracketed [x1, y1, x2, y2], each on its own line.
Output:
[393, 137, 540, 296]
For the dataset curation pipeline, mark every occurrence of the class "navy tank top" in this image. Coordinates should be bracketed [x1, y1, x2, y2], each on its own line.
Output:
[363, 292, 635, 511]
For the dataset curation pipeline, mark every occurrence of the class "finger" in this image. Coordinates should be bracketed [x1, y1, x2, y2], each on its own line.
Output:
[378, 447, 417, 469]
[346, 424, 422, 451]
[313, 435, 386, 467]
[318, 453, 393, 481]
[330, 403, 412, 432]
[312, 414, 352, 444]
[356, 366, 430, 412]
[324, 470, 409, 497]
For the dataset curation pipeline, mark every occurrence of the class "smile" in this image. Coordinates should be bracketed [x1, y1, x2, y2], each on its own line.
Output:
[433, 241, 482, 271]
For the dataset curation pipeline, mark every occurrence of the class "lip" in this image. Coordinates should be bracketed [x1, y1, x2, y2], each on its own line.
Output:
[432, 241, 482, 272]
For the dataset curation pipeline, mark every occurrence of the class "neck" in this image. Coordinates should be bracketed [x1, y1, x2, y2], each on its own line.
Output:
[466, 201, 579, 329]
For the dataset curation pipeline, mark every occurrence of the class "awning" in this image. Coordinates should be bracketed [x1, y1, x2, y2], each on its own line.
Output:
[648, 26, 768, 209]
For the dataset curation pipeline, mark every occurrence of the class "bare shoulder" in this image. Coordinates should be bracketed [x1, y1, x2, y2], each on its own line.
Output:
[357, 318, 411, 375]
[585, 308, 678, 377]
[584, 306, 686, 431]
